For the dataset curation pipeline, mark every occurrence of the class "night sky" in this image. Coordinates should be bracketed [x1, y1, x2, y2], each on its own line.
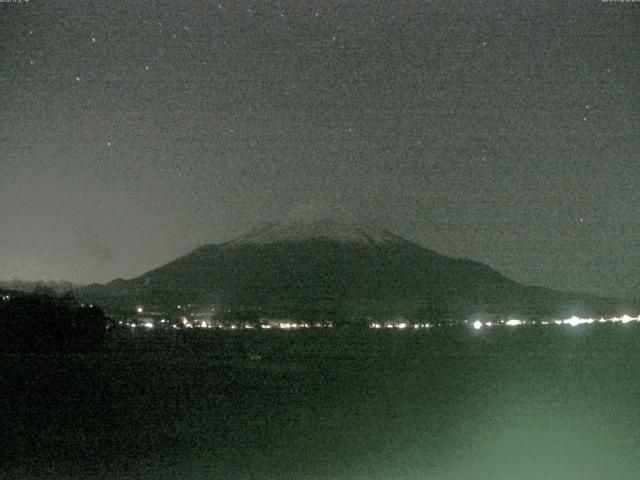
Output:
[1, 1, 639, 297]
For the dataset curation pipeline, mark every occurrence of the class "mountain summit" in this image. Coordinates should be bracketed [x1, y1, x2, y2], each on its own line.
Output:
[226, 220, 408, 246]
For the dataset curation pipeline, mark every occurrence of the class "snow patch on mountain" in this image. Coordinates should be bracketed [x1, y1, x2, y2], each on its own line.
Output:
[226, 220, 407, 246]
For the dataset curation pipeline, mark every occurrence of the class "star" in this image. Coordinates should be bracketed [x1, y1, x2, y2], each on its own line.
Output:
[145, 65, 150, 70]
[91, 37, 96, 43]
[75, 76, 81, 82]
[106, 141, 112, 147]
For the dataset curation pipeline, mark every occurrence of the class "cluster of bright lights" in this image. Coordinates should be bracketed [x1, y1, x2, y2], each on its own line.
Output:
[121, 310, 640, 332]
[125, 319, 333, 330]
[564, 316, 592, 327]
[1, 295, 10, 301]
[266, 322, 332, 329]
[370, 322, 431, 330]
[554, 314, 640, 327]
[276, 322, 304, 329]
[505, 319, 523, 327]
[471, 314, 640, 330]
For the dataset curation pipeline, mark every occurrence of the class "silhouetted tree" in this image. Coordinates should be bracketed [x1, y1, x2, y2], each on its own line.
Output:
[0, 291, 108, 353]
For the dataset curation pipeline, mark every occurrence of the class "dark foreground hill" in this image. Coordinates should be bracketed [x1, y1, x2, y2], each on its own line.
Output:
[0, 289, 108, 352]
[81, 221, 635, 322]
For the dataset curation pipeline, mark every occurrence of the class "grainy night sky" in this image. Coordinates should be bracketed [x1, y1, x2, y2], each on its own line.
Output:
[1, 1, 638, 297]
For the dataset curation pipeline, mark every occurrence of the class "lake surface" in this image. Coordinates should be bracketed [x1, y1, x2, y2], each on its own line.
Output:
[3, 325, 640, 479]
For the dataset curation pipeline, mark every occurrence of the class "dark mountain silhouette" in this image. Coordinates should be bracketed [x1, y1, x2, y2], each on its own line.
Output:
[81, 220, 635, 322]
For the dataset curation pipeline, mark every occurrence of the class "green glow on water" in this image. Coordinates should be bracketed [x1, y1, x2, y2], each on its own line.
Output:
[4, 326, 640, 479]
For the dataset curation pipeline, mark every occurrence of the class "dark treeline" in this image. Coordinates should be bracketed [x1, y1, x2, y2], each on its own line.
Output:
[0, 289, 108, 353]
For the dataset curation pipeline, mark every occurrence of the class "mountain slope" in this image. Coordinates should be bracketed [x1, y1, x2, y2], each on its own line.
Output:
[81, 220, 634, 321]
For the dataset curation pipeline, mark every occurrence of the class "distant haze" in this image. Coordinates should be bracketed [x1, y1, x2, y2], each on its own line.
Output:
[1, 1, 639, 298]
